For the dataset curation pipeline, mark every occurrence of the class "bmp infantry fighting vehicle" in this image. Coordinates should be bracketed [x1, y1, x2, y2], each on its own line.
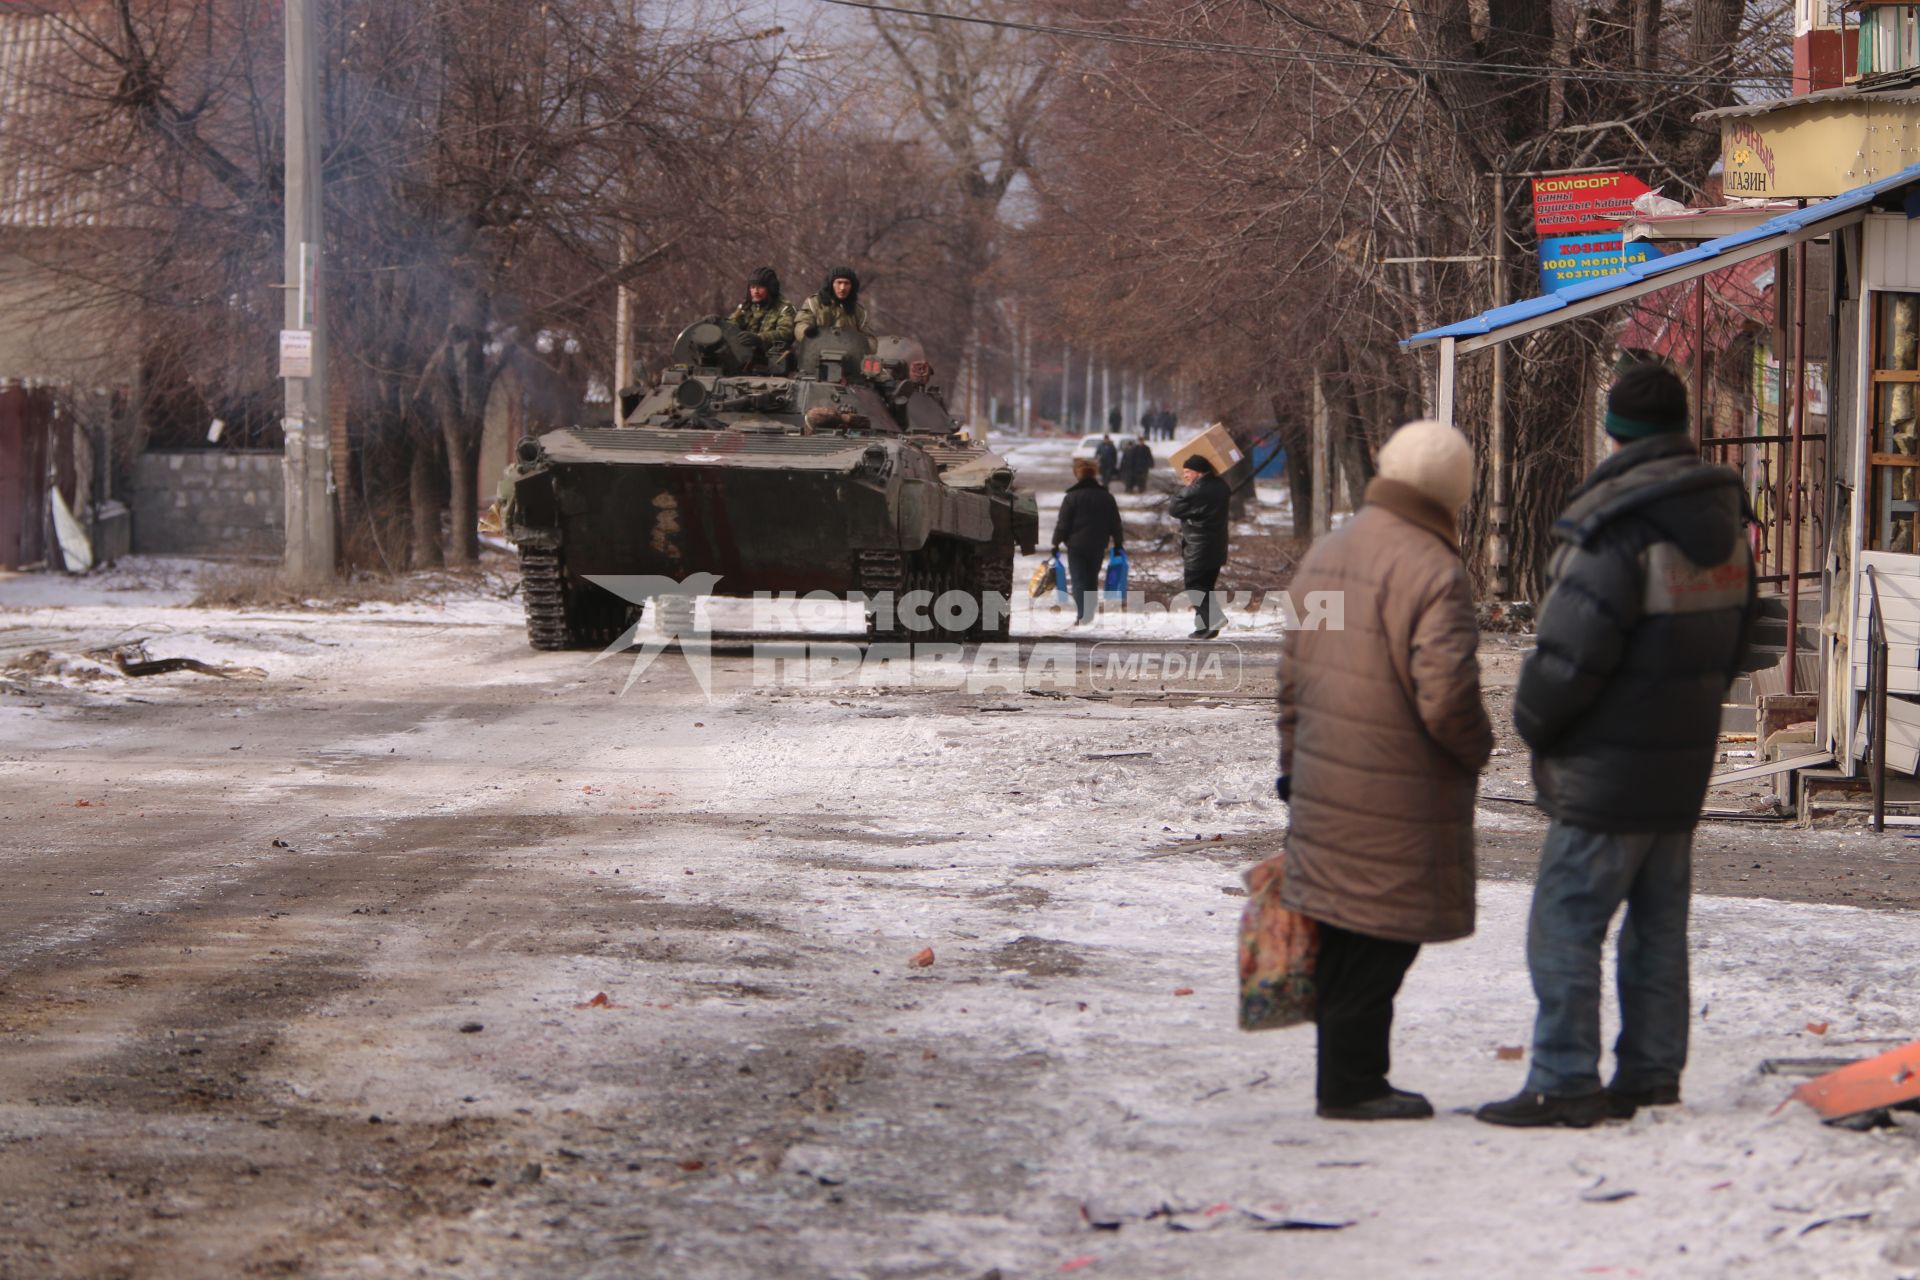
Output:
[498, 316, 1039, 649]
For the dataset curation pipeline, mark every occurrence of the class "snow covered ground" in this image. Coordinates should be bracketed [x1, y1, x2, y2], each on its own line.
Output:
[3, 533, 1918, 1276]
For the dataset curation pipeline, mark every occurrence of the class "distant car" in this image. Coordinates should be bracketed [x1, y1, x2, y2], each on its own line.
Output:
[1072, 432, 1138, 460]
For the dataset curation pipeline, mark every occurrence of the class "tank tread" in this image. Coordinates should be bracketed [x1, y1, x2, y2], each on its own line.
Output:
[854, 549, 906, 594]
[519, 547, 573, 650]
[970, 545, 1015, 641]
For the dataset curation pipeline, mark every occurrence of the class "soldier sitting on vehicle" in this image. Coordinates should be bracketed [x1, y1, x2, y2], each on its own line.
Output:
[794, 265, 876, 339]
[727, 267, 796, 370]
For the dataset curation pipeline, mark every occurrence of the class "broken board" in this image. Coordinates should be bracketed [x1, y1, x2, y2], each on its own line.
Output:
[1789, 1038, 1920, 1122]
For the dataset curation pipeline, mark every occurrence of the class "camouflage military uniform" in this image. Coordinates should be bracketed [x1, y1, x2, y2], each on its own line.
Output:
[728, 299, 796, 364]
[794, 295, 874, 339]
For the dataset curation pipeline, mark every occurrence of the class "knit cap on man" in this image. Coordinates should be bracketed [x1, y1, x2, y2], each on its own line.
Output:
[1376, 419, 1474, 513]
[1605, 363, 1688, 440]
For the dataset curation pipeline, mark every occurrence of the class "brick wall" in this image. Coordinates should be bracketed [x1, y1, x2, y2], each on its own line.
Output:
[131, 450, 283, 555]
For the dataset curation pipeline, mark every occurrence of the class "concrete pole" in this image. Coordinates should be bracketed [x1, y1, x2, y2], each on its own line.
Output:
[281, 0, 334, 585]
[968, 320, 983, 429]
[1101, 361, 1111, 433]
[613, 232, 634, 426]
[1061, 343, 1071, 435]
[1082, 353, 1093, 436]
[1489, 171, 1511, 598]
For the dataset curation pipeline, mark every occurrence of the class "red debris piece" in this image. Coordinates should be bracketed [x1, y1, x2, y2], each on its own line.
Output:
[1792, 1038, 1920, 1122]
[1805, 1021, 1830, 1035]
[1173, 987, 1195, 997]
[908, 947, 935, 968]
[574, 992, 614, 1009]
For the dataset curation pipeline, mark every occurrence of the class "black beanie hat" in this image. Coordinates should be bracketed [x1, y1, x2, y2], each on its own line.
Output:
[748, 266, 780, 297]
[822, 266, 860, 303]
[1605, 362, 1689, 440]
[1183, 455, 1216, 475]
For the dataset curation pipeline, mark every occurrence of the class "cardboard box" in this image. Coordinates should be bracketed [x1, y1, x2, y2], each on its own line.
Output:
[1170, 422, 1246, 479]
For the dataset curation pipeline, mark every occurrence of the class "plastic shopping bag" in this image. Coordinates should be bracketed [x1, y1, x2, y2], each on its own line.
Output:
[1028, 559, 1056, 599]
[1052, 551, 1071, 606]
[1101, 546, 1129, 606]
[1237, 852, 1320, 1031]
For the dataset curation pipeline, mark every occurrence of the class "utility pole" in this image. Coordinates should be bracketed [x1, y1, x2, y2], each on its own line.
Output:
[1082, 354, 1093, 436]
[1100, 361, 1111, 433]
[613, 231, 635, 426]
[281, 0, 334, 584]
[1061, 343, 1071, 435]
[1489, 172, 1512, 598]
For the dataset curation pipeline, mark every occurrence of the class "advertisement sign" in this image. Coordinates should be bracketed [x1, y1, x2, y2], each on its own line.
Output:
[1530, 172, 1651, 235]
[1759, 356, 1829, 417]
[278, 329, 314, 379]
[1538, 235, 1656, 292]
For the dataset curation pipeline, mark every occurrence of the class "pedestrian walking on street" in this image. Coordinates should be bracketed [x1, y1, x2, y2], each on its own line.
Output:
[1052, 459, 1124, 625]
[1167, 456, 1230, 638]
[1476, 364, 1756, 1130]
[1121, 438, 1154, 494]
[1094, 434, 1120, 488]
[1278, 419, 1493, 1121]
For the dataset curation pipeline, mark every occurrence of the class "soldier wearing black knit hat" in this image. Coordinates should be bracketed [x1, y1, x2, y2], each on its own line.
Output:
[728, 266, 796, 369]
[794, 265, 875, 340]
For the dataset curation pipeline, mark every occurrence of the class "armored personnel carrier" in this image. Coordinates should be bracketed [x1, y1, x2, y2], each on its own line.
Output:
[499, 316, 1039, 649]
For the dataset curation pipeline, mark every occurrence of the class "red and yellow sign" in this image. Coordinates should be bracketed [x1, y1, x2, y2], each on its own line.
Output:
[1531, 172, 1651, 235]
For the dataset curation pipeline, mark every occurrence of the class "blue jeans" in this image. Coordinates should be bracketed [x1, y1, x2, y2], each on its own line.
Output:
[1523, 820, 1693, 1098]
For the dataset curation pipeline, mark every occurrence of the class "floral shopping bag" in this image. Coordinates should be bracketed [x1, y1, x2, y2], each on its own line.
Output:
[1237, 852, 1320, 1031]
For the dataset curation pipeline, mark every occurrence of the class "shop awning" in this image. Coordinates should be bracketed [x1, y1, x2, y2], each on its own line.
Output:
[1403, 160, 1920, 356]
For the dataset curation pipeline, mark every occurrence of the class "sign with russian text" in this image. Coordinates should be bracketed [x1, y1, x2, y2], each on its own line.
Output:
[1538, 235, 1656, 292]
[278, 329, 313, 379]
[1531, 172, 1651, 235]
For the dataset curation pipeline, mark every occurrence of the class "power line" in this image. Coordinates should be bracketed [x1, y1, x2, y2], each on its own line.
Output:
[814, 0, 1792, 88]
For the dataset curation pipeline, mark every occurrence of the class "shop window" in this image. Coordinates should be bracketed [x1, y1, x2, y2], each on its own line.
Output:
[1870, 292, 1920, 552]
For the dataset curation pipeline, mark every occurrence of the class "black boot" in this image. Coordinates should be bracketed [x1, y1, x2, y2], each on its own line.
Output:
[1474, 1089, 1609, 1128]
[1603, 1081, 1681, 1120]
[1317, 1087, 1434, 1121]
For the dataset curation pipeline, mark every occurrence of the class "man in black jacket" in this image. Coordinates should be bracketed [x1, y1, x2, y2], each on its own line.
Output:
[1121, 438, 1154, 493]
[1094, 435, 1119, 488]
[1053, 458, 1125, 624]
[1477, 363, 1757, 1130]
[1168, 455, 1231, 638]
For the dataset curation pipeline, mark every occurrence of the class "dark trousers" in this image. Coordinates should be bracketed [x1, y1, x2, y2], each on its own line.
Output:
[1183, 562, 1223, 632]
[1065, 548, 1104, 623]
[1314, 922, 1421, 1106]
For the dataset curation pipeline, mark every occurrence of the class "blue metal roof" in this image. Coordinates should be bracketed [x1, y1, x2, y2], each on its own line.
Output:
[1403, 161, 1920, 349]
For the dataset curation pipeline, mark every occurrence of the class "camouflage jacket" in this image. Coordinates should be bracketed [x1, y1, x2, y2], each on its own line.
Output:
[728, 300, 796, 353]
[794, 295, 874, 338]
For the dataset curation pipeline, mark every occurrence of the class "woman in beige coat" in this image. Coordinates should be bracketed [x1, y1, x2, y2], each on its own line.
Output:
[1277, 419, 1494, 1120]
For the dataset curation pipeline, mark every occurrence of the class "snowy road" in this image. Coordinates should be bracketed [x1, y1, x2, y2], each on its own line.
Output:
[1, 567, 1918, 1277]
